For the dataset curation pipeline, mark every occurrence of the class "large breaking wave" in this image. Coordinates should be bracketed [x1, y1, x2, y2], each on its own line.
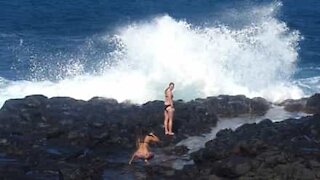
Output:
[0, 2, 305, 106]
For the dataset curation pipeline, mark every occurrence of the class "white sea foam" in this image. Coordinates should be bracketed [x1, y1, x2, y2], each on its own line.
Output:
[294, 76, 320, 95]
[0, 2, 307, 107]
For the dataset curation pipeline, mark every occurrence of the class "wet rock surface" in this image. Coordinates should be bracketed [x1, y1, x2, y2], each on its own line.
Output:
[0, 95, 270, 179]
[0, 94, 269, 179]
[1, 93, 320, 179]
[174, 114, 320, 180]
[280, 93, 320, 114]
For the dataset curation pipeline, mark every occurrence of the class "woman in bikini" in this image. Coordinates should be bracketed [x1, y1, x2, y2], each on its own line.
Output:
[164, 82, 175, 135]
[128, 130, 160, 165]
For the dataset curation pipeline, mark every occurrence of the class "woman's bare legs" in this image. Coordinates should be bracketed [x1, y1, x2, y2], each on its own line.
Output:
[164, 110, 169, 134]
[168, 108, 174, 135]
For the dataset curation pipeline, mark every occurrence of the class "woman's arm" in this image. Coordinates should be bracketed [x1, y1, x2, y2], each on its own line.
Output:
[169, 91, 174, 108]
[148, 133, 160, 142]
[128, 152, 136, 165]
[167, 90, 173, 106]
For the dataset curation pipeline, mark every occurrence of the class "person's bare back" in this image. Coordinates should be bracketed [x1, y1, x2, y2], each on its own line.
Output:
[128, 132, 160, 164]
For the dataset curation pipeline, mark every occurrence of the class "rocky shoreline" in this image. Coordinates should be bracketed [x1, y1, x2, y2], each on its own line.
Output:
[0, 94, 318, 179]
[279, 93, 320, 114]
[174, 114, 320, 180]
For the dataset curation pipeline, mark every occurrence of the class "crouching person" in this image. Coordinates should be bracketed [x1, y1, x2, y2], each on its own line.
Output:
[129, 130, 160, 165]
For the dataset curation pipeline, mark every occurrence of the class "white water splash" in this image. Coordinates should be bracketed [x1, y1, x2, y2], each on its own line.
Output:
[0, 2, 305, 107]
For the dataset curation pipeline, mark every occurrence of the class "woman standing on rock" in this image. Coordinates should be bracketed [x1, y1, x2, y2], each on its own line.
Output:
[164, 82, 175, 135]
[128, 130, 160, 165]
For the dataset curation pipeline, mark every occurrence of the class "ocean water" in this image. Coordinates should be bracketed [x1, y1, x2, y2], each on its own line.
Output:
[0, 0, 319, 106]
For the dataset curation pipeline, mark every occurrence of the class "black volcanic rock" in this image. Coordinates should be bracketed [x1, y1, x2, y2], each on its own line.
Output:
[279, 93, 320, 114]
[280, 98, 308, 112]
[190, 95, 270, 117]
[0, 94, 269, 179]
[175, 114, 320, 179]
[306, 93, 320, 114]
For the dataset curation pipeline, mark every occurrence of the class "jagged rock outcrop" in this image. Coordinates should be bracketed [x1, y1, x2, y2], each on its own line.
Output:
[174, 114, 320, 179]
[0, 94, 269, 179]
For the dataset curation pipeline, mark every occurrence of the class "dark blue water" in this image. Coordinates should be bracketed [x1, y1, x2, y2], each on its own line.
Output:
[0, 0, 319, 104]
